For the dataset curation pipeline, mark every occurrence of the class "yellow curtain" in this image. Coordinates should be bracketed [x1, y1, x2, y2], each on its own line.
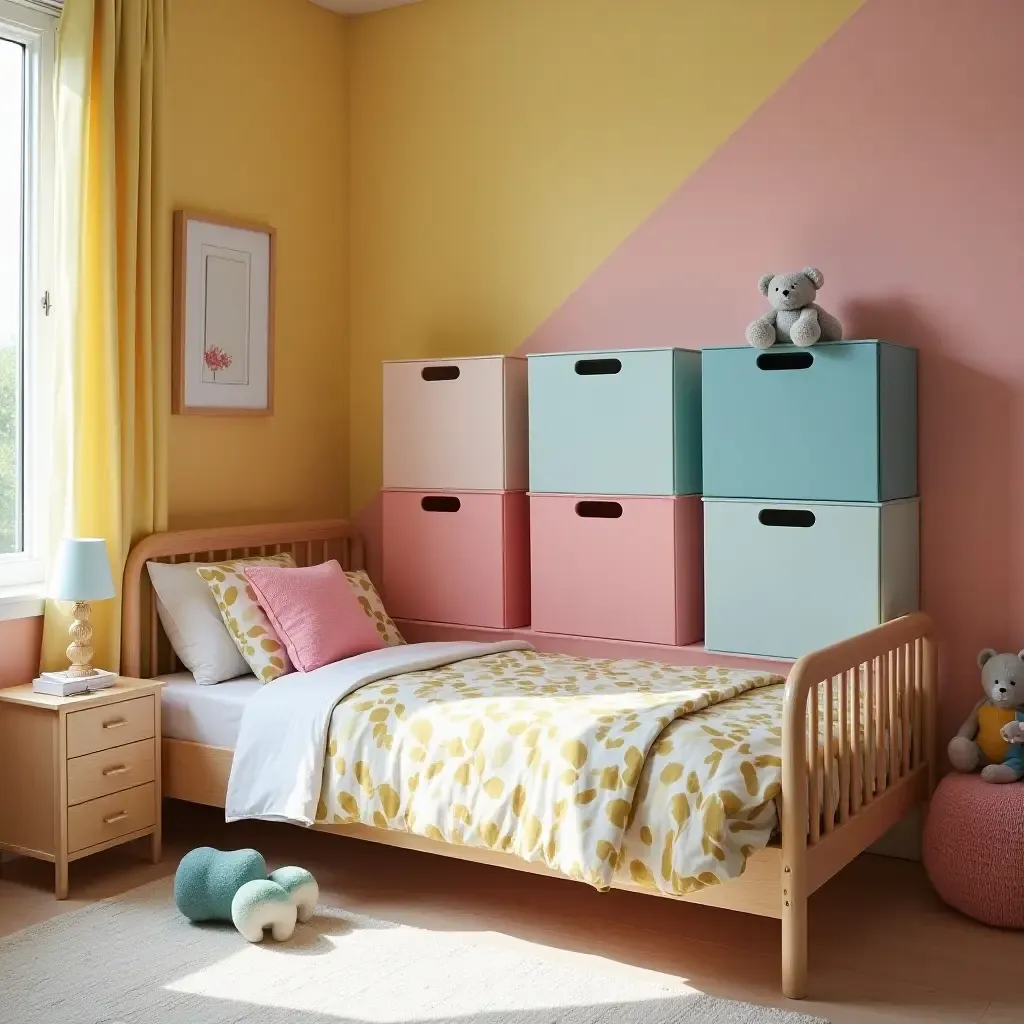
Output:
[41, 0, 168, 673]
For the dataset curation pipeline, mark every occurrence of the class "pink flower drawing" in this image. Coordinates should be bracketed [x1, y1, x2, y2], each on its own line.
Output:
[203, 345, 232, 381]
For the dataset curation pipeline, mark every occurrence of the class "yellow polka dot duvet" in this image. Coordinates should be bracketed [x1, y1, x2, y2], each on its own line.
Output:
[314, 649, 787, 897]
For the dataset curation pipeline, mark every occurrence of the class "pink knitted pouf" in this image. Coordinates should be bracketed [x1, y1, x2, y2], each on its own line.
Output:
[923, 773, 1024, 928]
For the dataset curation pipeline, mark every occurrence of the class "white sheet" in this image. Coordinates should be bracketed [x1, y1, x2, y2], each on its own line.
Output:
[225, 640, 533, 826]
[157, 672, 260, 747]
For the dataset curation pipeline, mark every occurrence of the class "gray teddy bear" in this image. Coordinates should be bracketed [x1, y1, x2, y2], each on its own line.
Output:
[745, 267, 843, 349]
[948, 649, 1024, 784]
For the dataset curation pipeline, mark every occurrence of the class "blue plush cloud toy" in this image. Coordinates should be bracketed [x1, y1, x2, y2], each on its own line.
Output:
[174, 847, 319, 943]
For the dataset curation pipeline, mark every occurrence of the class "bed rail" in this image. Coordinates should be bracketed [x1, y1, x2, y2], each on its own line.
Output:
[780, 611, 937, 998]
[121, 519, 364, 679]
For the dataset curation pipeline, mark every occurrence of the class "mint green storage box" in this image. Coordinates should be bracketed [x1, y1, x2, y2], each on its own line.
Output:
[528, 348, 702, 496]
[703, 497, 919, 660]
[701, 340, 917, 502]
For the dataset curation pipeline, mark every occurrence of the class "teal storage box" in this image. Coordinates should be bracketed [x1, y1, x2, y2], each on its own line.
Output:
[528, 348, 702, 496]
[703, 497, 919, 660]
[701, 340, 917, 502]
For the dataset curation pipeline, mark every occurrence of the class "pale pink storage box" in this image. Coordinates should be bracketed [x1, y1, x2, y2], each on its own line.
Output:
[383, 356, 528, 491]
[530, 494, 703, 645]
[382, 490, 530, 628]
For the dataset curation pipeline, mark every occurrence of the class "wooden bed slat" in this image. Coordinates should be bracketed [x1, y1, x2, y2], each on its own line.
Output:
[888, 649, 899, 784]
[924, 636, 938, 795]
[877, 655, 888, 794]
[901, 644, 912, 778]
[808, 685, 820, 846]
[850, 667, 861, 816]
[864, 660, 875, 806]
[913, 639, 923, 769]
[823, 676, 834, 835]
[838, 670, 850, 825]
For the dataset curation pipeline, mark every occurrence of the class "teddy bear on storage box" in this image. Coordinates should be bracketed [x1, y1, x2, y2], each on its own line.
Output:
[745, 267, 843, 349]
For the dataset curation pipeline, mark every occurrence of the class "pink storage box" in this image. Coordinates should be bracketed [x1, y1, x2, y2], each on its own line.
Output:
[382, 489, 530, 628]
[530, 494, 703, 645]
[382, 356, 528, 491]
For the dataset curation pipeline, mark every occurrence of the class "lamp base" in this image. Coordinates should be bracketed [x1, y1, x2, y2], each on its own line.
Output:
[66, 600, 96, 677]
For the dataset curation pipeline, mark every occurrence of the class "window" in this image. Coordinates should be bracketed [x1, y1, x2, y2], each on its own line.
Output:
[0, 0, 55, 591]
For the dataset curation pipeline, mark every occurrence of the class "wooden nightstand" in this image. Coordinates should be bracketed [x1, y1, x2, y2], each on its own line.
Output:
[0, 678, 163, 899]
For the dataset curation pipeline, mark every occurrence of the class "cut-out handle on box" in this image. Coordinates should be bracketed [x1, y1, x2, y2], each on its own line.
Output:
[421, 495, 461, 513]
[421, 365, 460, 381]
[574, 358, 622, 376]
[575, 500, 623, 519]
[756, 351, 813, 371]
[758, 508, 815, 528]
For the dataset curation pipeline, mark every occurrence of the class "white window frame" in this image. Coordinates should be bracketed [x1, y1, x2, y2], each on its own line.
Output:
[0, 0, 55, 607]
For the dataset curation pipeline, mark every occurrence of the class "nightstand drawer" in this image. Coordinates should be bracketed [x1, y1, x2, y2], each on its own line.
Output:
[67, 739, 156, 806]
[66, 695, 154, 758]
[67, 782, 156, 854]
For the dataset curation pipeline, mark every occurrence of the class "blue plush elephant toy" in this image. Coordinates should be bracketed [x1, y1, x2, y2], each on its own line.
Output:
[174, 847, 319, 943]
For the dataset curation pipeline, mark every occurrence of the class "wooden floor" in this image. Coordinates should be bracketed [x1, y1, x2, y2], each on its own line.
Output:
[1, 801, 1021, 1024]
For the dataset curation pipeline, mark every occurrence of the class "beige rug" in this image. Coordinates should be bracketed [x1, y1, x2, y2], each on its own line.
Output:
[0, 878, 827, 1023]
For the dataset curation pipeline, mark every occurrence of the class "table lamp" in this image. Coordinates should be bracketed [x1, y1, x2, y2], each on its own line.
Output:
[49, 538, 116, 679]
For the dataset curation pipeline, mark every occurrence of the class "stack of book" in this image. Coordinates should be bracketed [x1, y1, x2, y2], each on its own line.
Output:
[32, 669, 117, 697]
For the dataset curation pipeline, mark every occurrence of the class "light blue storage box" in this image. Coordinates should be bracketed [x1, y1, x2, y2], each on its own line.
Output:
[703, 497, 919, 660]
[702, 340, 917, 502]
[528, 348, 702, 496]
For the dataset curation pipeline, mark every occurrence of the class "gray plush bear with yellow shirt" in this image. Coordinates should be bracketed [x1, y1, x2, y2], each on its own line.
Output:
[745, 267, 843, 349]
[948, 649, 1024, 783]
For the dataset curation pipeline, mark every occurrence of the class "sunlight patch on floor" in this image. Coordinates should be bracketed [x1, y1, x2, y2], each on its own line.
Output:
[164, 921, 700, 1021]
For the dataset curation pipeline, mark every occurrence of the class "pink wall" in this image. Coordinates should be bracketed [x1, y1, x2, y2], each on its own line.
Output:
[521, 0, 1024, 742]
[0, 616, 42, 689]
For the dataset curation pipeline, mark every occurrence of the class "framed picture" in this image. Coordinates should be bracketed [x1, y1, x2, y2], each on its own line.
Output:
[172, 210, 275, 415]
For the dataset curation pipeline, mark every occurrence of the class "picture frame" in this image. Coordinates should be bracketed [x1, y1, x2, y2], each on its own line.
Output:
[172, 210, 276, 416]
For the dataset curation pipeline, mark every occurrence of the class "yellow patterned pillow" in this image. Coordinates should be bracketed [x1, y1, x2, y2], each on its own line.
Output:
[345, 570, 405, 646]
[197, 553, 296, 682]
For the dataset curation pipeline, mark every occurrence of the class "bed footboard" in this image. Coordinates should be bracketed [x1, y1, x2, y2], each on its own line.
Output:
[780, 612, 937, 999]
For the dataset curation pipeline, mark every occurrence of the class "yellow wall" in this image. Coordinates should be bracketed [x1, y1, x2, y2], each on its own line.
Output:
[167, 0, 350, 528]
[347, 0, 861, 510]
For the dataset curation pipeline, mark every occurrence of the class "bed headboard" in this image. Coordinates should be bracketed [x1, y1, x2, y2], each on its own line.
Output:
[121, 519, 364, 679]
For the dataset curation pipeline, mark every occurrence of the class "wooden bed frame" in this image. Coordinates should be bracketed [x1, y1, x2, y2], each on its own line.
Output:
[122, 519, 938, 1000]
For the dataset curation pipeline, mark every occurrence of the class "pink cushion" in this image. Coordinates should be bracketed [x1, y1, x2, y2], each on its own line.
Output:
[243, 560, 386, 672]
[923, 773, 1024, 928]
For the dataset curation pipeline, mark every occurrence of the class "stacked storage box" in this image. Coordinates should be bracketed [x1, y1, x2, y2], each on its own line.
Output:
[701, 340, 919, 659]
[381, 356, 530, 628]
[527, 348, 704, 645]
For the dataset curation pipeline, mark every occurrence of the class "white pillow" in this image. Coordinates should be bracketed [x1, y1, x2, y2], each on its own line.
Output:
[147, 558, 280, 685]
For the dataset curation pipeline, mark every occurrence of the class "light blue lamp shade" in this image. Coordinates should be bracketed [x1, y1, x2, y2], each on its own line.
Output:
[49, 538, 116, 602]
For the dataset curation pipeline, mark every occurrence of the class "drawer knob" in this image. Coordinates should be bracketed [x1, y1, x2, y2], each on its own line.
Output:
[758, 508, 816, 528]
[421, 365, 460, 381]
[575, 500, 623, 519]
[574, 357, 621, 376]
[102, 717, 128, 730]
[103, 811, 128, 825]
[756, 351, 814, 371]
[102, 765, 129, 777]
[421, 496, 461, 513]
